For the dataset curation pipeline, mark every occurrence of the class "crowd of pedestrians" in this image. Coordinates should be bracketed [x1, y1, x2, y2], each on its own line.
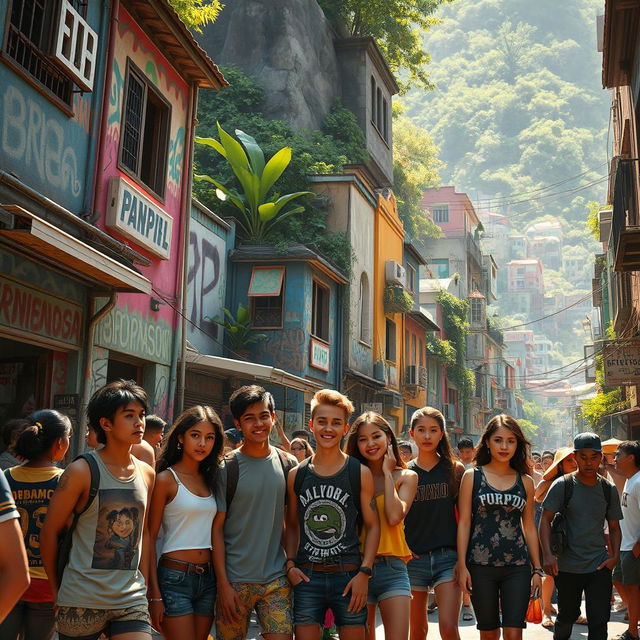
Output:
[0, 378, 635, 640]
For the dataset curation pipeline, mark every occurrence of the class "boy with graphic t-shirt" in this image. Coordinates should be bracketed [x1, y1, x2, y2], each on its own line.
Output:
[40, 380, 156, 640]
[286, 389, 380, 640]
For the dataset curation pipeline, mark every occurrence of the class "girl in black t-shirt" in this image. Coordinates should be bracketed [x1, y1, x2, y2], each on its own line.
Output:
[405, 407, 465, 640]
[457, 414, 542, 639]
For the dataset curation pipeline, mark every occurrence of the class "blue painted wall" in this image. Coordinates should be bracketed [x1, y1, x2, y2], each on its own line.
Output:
[0, 1, 108, 213]
[230, 260, 341, 389]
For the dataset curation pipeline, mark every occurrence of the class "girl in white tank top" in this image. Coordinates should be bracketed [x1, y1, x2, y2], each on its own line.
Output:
[146, 406, 224, 640]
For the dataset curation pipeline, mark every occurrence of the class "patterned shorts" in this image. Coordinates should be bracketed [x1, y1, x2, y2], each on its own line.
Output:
[215, 575, 292, 640]
[56, 603, 151, 639]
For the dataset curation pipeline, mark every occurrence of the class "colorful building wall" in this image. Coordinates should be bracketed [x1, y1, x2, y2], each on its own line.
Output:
[374, 192, 405, 430]
[186, 201, 234, 356]
[91, 5, 192, 417]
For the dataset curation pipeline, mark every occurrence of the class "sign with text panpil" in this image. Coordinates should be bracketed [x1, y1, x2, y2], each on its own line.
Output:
[603, 340, 640, 385]
[106, 177, 173, 259]
[310, 338, 330, 372]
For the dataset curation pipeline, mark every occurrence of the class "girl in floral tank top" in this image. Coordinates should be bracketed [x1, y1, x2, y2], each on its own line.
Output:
[456, 415, 542, 639]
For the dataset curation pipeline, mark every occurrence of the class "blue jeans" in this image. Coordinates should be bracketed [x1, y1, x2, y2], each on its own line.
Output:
[407, 547, 457, 591]
[368, 557, 411, 604]
[294, 569, 368, 627]
[158, 565, 216, 617]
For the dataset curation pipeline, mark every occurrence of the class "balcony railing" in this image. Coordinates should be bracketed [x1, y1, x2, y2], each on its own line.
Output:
[611, 158, 640, 271]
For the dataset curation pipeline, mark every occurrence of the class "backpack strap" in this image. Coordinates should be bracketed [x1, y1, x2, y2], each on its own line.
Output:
[561, 473, 574, 513]
[276, 448, 297, 505]
[76, 453, 100, 515]
[599, 475, 613, 512]
[224, 452, 239, 511]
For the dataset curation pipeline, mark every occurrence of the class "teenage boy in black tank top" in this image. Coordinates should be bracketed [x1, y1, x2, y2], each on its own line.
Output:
[286, 389, 380, 640]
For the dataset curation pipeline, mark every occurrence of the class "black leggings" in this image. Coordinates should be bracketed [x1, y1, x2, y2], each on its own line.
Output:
[468, 564, 531, 630]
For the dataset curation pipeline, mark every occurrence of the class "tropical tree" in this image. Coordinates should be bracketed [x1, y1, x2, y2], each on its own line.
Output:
[195, 123, 313, 243]
[168, 0, 223, 32]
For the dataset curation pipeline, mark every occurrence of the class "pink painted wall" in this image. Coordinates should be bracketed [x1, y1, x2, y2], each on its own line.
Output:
[420, 186, 478, 238]
[95, 5, 189, 327]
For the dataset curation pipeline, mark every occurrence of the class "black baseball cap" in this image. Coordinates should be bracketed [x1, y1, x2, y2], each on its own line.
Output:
[573, 432, 602, 452]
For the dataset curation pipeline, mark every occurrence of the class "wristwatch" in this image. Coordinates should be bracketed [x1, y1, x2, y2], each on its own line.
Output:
[358, 566, 373, 578]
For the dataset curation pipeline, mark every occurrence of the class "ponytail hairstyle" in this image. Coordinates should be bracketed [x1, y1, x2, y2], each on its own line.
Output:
[345, 411, 406, 469]
[15, 410, 72, 462]
[410, 406, 461, 496]
[474, 414, 531, 475]
[157, 405, 224, 492]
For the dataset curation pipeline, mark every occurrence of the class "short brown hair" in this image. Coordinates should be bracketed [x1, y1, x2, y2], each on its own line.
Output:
[310, 389, 354, 421]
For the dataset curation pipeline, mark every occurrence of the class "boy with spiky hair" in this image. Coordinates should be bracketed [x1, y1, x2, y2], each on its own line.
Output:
[286, 389, 380, 640]
[41, 380, 155, 640]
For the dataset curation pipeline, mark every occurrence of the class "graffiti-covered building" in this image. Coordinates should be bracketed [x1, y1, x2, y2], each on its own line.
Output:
[0, 0, 225, 452]
[89, 0, 225, 427]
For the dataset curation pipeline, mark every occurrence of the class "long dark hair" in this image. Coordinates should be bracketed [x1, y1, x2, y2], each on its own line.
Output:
[474, 414, 531, 475]
[157, 405, 224, 491]
[15, 410, 71, 461]
[344, 412, 406, 469]
[410, 406, 461, 496]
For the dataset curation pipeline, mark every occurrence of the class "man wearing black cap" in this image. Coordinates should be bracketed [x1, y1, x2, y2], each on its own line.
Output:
[539, 432, 623, 640]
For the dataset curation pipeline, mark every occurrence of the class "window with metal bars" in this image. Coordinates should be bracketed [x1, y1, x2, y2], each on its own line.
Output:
[120, 61, 171, 198]
[3, 0, 78, 105]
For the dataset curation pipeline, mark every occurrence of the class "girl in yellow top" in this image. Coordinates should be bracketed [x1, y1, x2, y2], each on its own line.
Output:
[345, 412, 418, 640]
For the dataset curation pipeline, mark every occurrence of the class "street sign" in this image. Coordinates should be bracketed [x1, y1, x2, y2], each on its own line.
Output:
[603, 340, 640, 385]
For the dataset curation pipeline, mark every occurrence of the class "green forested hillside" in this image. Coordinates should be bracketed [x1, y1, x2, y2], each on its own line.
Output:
[403, 0, 609, 224]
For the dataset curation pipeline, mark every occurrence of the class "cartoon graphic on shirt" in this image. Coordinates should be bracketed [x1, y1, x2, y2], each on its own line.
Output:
[92, 489, 143, 570]
[304, 500, 345, 548]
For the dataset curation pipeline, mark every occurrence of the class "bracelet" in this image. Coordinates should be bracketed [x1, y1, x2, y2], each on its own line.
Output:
[147, 597, 163, 602]
[286, 565, 297, 573]
[532, 567, 544, 576]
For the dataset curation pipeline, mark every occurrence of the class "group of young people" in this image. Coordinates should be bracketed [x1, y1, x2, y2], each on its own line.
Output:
[0, 378, 627, 640]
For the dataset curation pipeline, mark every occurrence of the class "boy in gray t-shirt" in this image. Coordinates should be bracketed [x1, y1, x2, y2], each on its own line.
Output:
[212, 385, 297, 640]
[540, 432, 622, 640]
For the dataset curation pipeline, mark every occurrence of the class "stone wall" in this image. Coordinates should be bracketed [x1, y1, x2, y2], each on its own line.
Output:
[198, 0, 339, 131]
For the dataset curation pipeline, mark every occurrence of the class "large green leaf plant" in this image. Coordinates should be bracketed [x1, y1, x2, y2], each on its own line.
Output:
[195, 123, 313, 243]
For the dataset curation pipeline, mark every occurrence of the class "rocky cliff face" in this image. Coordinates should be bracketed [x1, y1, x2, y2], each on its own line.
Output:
[197, 0, 339, 131]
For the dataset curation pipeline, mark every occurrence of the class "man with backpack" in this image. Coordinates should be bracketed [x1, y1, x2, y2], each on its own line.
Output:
[213, 385, 297, 640]
[539, 432, 623, 640]
[285, 390, 380, 640]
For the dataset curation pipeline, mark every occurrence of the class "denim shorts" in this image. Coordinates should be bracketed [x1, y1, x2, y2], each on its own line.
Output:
[407, 547, 457, 591]
[158, 564, 216, 617]
[368, 556, 411, 604]
[293, 569, 368, 627]
[614, 551, 640, 585]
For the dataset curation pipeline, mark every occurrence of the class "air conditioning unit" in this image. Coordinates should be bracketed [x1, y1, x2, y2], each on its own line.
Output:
[385, 261, 406, 287]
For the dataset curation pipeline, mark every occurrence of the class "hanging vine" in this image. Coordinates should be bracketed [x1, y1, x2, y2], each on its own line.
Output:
[437, 290, 475, 408]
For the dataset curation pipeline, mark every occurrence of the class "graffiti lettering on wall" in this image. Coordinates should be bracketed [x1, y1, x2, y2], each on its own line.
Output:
[187, 225, 225, 351]
[95, 306, 172, 365]
[260, 329, 305, 374]
[153, 368, 169, 419]
[0, 276, 82, 347]
[2, 86, 80, 197]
